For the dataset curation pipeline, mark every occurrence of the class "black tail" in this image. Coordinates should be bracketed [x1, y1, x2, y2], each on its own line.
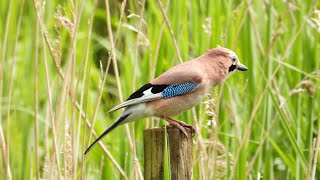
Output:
[84, 114, 130, 155]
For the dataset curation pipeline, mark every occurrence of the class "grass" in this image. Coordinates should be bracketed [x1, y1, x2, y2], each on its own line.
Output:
[0, 0, 320, 179]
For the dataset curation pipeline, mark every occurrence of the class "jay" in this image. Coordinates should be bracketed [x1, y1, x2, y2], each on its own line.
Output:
[85, 47, 247, 154]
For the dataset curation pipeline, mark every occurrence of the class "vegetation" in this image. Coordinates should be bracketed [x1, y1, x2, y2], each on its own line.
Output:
[0, 0, 319, 179]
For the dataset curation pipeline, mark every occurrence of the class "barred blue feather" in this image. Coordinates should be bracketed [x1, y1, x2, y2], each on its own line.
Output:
[162, 82, 198, 98]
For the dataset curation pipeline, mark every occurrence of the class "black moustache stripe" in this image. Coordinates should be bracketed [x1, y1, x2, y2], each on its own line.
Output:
[228, 64, 237, 72]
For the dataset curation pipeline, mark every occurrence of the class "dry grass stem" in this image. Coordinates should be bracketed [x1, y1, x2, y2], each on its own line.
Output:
[131, 0, 146, 179]
[132, 0, 146, 91]
[231, 0, 253, 49]
[311, 127, 320, 179]
[156, 0, 183, 63]
[5, 0, 25, 179]
[75, 1, 97, 178]
[105, 0, 142, 179]
[306, 138, 317, 180]
[248, 7, 266, 58]
[246, 115, 277, 175]
[0, 0, 14, 178]
[150, 0, 170, 80]
[86, 56, 112, 151]
[38, 1, 63, 176]
[34, 14, 40, 180]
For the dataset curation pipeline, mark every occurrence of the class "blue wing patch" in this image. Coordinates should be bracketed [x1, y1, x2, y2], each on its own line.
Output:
[162, 82, 198, 98]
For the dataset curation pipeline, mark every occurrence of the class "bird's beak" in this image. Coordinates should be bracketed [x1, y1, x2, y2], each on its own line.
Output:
[237, 63, 248, 71]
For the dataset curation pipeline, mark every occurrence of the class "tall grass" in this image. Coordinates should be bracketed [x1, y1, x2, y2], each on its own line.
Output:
[0, 0, 319, 179]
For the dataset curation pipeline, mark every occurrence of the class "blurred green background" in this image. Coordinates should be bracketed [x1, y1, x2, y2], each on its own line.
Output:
[0, 0, 319, 179]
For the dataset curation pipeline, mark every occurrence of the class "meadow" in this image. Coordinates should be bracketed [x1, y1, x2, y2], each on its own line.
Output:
[0, 0, 320, 179]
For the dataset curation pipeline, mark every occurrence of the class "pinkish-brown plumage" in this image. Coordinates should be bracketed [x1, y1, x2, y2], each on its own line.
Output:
[147, 48, 238, 117]
[85, 47, 248, 154]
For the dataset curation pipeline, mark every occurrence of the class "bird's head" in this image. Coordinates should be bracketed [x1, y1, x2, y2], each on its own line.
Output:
[221, 48, 248, 73]
[203, 47, 248, 84]
[205, 47, 248, 74]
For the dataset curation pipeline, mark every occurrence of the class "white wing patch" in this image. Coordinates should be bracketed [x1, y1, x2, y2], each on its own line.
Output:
[143, 87, 153, 96]
[108, 93, 163, 113]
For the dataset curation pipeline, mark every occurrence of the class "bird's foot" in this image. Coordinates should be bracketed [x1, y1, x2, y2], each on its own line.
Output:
[166, 121, 189, 137]
[163, 117, 195, 137]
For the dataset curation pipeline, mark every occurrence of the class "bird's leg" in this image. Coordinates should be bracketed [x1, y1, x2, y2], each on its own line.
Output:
[166, 117, 194, 128]
[163, 117, 195, 137]
[163, 117, 188, 137]
[165, 117, 196, 136]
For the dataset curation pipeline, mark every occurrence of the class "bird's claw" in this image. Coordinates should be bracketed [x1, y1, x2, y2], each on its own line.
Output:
[162, 117, 196, 138]
[166, 123, 195, 138]
[175, 122, 196, 137]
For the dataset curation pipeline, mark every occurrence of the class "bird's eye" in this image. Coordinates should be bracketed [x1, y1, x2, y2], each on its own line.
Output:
[231, 57, 236, 62]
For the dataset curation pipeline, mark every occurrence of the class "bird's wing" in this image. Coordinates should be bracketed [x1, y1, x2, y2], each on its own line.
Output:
[108, 62, 203, 113]
[108, 82, 200, 113]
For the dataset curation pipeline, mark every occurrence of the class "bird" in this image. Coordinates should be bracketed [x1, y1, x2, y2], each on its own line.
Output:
[84, 47, 247, 154]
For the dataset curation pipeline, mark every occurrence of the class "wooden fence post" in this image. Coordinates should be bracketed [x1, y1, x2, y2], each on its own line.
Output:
[144, 126, 193, 180]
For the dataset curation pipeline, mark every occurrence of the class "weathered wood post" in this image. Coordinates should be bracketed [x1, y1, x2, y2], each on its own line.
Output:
[144, 126, 193, 180]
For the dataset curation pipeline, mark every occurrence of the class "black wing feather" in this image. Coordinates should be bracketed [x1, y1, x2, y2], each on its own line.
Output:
[127, 83, 168, 100]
